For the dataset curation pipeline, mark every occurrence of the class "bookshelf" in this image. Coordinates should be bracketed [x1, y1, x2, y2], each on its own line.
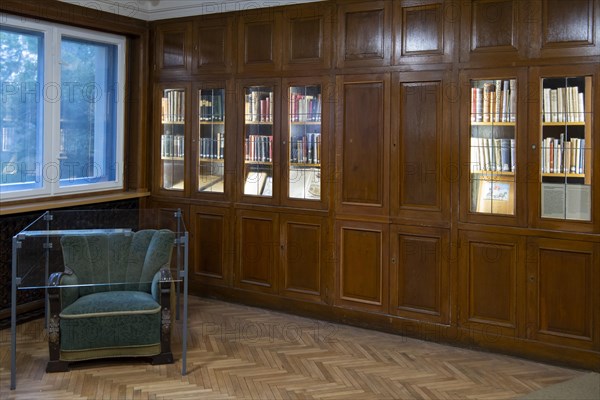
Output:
[197, 88, 225, 193]
[469, 78, 517, 216]
[243, 85, 275, 197]
[160, 88, 186, 191]
[539, 75, 592, 221]
[287, 84, 322, 202]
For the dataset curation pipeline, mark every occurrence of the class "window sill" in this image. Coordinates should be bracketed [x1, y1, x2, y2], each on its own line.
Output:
[0, 191, 150, 216]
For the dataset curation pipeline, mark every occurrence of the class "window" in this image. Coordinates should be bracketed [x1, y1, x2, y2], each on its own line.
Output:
[0, 16, 125, 201]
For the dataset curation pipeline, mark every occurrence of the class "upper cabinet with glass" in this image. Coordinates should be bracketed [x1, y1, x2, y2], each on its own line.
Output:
[286, 84, 322, 203]
[197, 88, 225, 194]
[159, 87, 186, 193]
[539, 75, 592, 222]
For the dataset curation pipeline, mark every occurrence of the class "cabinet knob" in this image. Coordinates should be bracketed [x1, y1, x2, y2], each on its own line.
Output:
[282, 140, 286, 145]
[531, 144, 536, 150]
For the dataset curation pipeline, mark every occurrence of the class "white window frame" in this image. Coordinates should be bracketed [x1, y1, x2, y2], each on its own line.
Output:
[0, 15, 126, 201]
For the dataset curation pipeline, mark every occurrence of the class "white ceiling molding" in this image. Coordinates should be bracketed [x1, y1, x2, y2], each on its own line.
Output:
[57, 0, 325, 21]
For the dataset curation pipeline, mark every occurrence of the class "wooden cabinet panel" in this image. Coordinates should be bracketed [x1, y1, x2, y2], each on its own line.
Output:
[391, 71, 450, 224]
[238, 11, 281, 72]
[280, 214, 325, 302]
[336, 1, 392, 68]
[527, 238, 599, 350]
[190, 205, 231, 286]
[336, 221, 388, 313]
[336, 74, 390, 216]
[393, 0, 457, 64]
[154, 21, 192, 75]
[283, 3, 332, 70]
[532, 0, 599, 58]
[236, 210, 279, 293]
[460, 0, 526, 63]
[390, 226, 450, 324]
[193, 15, 234, 74]
[459, 231, 526, 337]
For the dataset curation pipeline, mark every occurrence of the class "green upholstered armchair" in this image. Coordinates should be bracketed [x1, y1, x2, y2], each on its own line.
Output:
[46, 229, 176, 372]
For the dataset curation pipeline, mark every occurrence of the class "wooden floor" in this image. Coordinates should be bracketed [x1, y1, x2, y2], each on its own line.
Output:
[0, 296, 585, 399]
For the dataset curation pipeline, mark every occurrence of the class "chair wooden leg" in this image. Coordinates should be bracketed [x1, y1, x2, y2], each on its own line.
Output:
[151, 352, 174, 365]
[46, 360, 69, 372]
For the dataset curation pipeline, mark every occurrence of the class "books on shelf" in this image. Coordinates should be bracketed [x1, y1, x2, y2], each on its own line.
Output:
[199, 132, 225, 159]
[541, 134, 585, 174]
[289, 93, 322, 122]
[199, 92, 224, 122]
[161, 134, 184, 158]
[471, 79, 516, 123]
[290, 133, 321, 164]
[245, 135, 273, 162]
[244, 171, 268, 195]
[470, 137, 515, 173]
[162, 89, 185, 123]
[289, 168, 320, 200]
[542, 86, 585, 123]
[245, 90, 273, 123]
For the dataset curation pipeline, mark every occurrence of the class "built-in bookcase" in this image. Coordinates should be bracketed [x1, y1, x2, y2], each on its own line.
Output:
[197, 88, 225, 193]
[539, 75, 592, 221]
[469, 78, 517, 216]
[243, 85, 275, 198]
[287, 84, 322, 202]
[160, 87, 186, 192]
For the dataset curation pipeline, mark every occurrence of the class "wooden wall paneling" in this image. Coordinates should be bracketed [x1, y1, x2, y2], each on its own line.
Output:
[192, 14, 234, 74]
[460, 0, 527, 64]
[335, 74, 390, 216]
[280, 213, 326, 303]
[236, 209, 279, 293]
[458, 230, 526, 338]
[336, 0, 392, 68]
[282, 3, 333, 70]
[237, 8, 282, 73]
[528, 0, 600, 59]
[190, 205, 232, 286]
[390, 225, 450, 324]
[391, 70, 450, 224]
[526, 238, 599, 351]
[154, 21, 192, 75]
[336, 220, 389, 313]
[393, 0, 458, 65]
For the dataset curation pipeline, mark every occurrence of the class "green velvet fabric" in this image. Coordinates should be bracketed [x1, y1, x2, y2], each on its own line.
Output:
[57, 229, 175, 355]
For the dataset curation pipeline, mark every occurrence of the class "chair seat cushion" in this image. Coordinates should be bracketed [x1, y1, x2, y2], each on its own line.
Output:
[59, 291, 161, 351]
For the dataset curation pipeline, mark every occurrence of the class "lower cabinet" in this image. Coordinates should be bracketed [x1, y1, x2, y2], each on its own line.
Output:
[390, 225, 450, 324]
[335, 220, 389, 313]
[526, 237, 600, 351]
[458, 231, 527, 338]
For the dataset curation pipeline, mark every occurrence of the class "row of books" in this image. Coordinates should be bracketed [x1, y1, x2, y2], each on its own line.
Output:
[245, 134, 273, 162]
[471, 80, 517, 123]
[290, 133, 321, 164]
[289, 93, 322, 122]
[245, 90, 273, 123]
[199, 133, 225, 159]
[161, 134, 184, 158]
[542, 87, 585, 123]
[541, 135, 586, 174]
[470, 137, 516, 173]
[199, 93, 224, 122]
[161, 89, 185, 123]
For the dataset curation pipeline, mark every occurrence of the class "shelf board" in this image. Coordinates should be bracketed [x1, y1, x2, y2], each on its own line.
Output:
[290, 121, 321, 125]
[542, 121, 586, 126]
[161, 156, 184, 161]
[245, 120, 273, 125]
[199, 158, 224, 162]
[161, 120, 185, 124]
[471, 170, 515, 176]
[541, 172, 585, 178]
[290, 162, 321, 167]
[471, 121, 515, 126]
[245, 160, 273, 165]
[199, 121, 225, 125]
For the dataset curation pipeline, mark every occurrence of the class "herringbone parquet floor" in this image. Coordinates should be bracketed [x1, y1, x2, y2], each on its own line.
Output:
[0, 296, 584, 399]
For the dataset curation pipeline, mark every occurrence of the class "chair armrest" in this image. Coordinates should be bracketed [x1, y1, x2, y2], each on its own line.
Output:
[48, 269, 79, 310]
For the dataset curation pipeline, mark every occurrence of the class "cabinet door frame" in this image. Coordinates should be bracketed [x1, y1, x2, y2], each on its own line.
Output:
[281, 76, 332, 210]
[153, 82, 192, 198]
[527, 64, 599, 233]
[458, 67, 529, 227]
[191, 79, 235, 202]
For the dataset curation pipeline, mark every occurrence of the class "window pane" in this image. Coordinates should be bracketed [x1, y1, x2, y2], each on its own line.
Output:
[0, 27, 44, 192]
[59, 37, 118, 186]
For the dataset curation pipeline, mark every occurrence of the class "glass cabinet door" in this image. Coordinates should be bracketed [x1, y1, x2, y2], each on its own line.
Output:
[243, 86, 274, 197]
[160, 88, 185, 191]
[288, 85, 322, 201]
[469, 79, 517, 215]
[197, 88, 225, 193]
[539, 75, 592, 221]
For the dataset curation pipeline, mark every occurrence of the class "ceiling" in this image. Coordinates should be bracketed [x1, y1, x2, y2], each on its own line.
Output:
[57, 0, 325, 21]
